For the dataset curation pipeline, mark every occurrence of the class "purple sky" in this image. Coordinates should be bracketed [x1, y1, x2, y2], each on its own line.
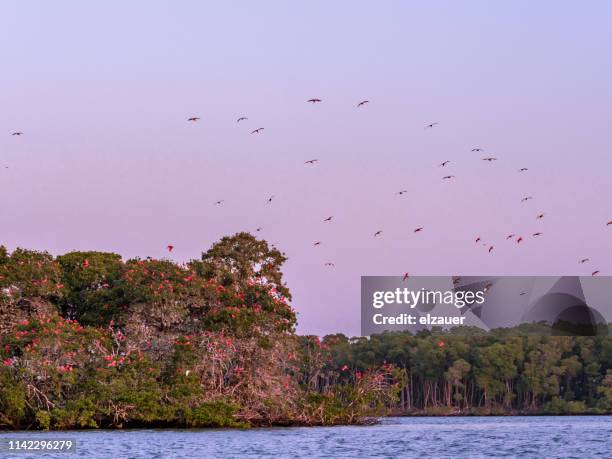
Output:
[1, 1, 611, 336]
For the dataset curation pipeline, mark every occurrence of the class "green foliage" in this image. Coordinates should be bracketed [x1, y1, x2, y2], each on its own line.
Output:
[0, 368, 27, 427]
[56, 251, 126, 325]
[186, 401, 247, 428]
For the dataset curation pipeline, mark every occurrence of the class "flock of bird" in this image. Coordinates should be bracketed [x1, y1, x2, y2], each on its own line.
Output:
[7, 97, 612, 280]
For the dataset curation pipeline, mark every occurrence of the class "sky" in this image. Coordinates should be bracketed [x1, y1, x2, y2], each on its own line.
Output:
[1, 1, 611, 336]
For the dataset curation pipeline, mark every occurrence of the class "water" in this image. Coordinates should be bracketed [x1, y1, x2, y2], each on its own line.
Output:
[1, 416, 611, 458]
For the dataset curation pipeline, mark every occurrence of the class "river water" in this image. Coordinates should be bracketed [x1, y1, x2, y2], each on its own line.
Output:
[1, 415, 610, 458]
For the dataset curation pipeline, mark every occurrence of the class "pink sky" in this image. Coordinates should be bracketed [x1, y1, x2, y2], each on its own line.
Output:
[1, 1, 611, 335]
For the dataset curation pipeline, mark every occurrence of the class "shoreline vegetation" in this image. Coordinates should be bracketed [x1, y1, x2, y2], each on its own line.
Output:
[1, 233, 610, 430]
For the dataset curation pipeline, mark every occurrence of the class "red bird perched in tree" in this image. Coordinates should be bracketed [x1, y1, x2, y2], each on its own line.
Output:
[437, 341, 445, 347]
[167, 245, 174, 252]
[341, 364, 349, 371]
[307, 98, 322, 103]
[82, 259, 89, 268]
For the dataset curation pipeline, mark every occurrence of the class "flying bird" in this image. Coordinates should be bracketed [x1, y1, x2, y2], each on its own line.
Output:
[439, 161, 451, 167]
[304, 159, 319, 164]
[425, 122, 439, 129]
[532, 232, 543, 237]
[402, 272, 410, 281]
[374, 230, 382, 237]
[215, 200, 224, 205]
[519, 168, 529, 172]
[517, 236, 524, 244]
[414, 227, 424, 233]
[236, 117, 248, 122]
[506, 234, 515, 240]
[307, 98, 322, 103]
[442, 175, 455, 180]
[482, 157, 497, 162]
[167, 245, 174, 252]
[475, 237, 481, 243]
[251, 128, 264, 134]
[579, 258, 590, 264]
[396, 190, 408, 195]
[187, 117, 200, 122]
[592, 270, 600, 276]
[256, 227, 263, 232]
[267, 195, 275, 204]
[536, 213, 545, 219]
[356, 100, 369, 107]
[488, 246, 494, 253]
[607, 221, 612, 226]
[324, 262, 335, 267]
[521, 196, 533, 202]
[471, 148, 482, 152]
[11, 132, 24, 136]
[313, 241, 322, 246]
[323, 216, 333, 222]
